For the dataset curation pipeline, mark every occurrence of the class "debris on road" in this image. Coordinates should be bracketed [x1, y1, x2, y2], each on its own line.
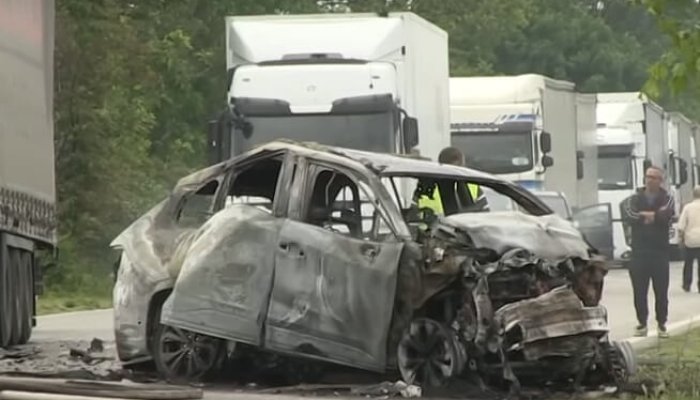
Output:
[0, 376, 203, 400]
[351, 381, 422, 398]
[0, 348, 38, 361]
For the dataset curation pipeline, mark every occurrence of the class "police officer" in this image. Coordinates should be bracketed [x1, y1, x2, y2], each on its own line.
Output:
[417, 147, 489, 215]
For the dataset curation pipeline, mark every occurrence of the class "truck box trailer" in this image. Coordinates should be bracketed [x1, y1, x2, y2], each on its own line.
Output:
[0, 0, 56, 347]
[208, 12, 450, 163]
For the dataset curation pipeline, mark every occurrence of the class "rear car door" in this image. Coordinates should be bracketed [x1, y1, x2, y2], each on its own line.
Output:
[572, 203, 614, 260]
[160, 152, 294, 346]
[265, 160, 404, 372]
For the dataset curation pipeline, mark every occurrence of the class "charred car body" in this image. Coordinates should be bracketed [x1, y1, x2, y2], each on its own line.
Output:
[111, 141, 634, 390]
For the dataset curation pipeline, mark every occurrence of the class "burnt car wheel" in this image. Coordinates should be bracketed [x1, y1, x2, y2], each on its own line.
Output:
[397, 318, 464, 388]
[153, 323, 225, 382]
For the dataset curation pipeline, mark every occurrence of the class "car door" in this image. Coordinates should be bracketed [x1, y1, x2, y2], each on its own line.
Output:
[264, 160, 404, 372]
[572, 203, 614, 260]
[160, 152, 294, 346]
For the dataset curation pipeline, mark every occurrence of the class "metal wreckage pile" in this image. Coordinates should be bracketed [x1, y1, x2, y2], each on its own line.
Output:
[389, 210, 636, 395]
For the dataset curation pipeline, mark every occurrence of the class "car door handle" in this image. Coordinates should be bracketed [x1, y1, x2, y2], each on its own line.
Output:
[361, 244, 378, 260]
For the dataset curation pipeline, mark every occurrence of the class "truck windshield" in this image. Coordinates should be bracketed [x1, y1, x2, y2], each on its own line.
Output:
[233, 112, 395, 155]
[598, 155, 632, 190]
[451, 131, 533, 174]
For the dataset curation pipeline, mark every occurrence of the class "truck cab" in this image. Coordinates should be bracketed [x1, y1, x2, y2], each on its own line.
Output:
[209, 12, 450, 164]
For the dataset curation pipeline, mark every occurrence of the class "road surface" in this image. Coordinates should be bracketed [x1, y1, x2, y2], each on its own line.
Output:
[4, 262, 700, 399]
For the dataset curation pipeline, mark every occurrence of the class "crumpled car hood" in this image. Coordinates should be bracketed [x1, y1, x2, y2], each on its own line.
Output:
[443, 211, 590, 262]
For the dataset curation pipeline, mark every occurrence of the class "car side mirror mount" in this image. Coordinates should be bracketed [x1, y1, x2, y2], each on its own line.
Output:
[403, 117, 419, 151]
[540, 132, 552, 154]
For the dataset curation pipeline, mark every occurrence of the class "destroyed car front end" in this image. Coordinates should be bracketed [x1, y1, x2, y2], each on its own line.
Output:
[398, 211, 635, 391]
[110, 141, 634, 391]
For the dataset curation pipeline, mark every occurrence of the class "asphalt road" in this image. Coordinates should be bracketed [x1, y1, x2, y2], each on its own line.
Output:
[14, 262, 700, 399]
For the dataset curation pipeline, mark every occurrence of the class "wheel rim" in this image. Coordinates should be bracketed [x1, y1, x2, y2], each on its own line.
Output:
[157, 325, 222, 381]
[397, 318, 459, 388]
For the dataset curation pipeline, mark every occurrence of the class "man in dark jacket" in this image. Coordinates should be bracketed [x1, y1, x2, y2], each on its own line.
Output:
[620, 166, 675, 338]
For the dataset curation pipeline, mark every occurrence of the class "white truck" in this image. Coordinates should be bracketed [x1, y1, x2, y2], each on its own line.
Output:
[449, 74, 612, 258]
[208, 12, 450, 163]
[595, 92, 686, 263]
[448, 74, 599, 209]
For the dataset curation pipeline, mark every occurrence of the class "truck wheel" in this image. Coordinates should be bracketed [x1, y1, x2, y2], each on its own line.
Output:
[16, 250, 33, 344]
[6, 249, 19, 346]
[0, 243, 12, 347]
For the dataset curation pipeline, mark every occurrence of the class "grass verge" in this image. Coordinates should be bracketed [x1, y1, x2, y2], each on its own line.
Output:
[625, 325, 700, 399]
[37, 291, 112, 315]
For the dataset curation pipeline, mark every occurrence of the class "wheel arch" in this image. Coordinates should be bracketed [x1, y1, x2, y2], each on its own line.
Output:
[146, 288, 173, 352]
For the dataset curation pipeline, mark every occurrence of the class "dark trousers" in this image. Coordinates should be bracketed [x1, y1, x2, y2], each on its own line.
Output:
[683, 247, 700, 290]
[629, 251, 670, 326]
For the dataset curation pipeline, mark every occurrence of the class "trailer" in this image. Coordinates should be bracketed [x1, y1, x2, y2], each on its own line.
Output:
[0, 0, 56, 347]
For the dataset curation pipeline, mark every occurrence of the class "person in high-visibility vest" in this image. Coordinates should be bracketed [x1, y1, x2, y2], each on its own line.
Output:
[417, 147, 489, 215]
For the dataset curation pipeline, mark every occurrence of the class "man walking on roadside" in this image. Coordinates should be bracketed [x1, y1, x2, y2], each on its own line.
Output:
[678, 186, 700, 292]
[621, 166, 675, 338]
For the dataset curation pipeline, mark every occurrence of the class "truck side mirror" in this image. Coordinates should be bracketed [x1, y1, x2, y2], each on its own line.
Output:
[680, 159, 689, 186]
[542, 155, 554, 168]
[576, 150, 584, 180]
[402, 117, 419, 151]
[540, 132, 552, 154]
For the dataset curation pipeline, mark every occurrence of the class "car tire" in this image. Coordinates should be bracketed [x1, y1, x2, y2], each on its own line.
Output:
[397, 318, 465, 388]
[151, 303, 225, 383]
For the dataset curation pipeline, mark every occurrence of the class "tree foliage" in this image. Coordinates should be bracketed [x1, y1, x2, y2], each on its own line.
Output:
[637, 0, 700, 97]
[50, 0, 692, 292]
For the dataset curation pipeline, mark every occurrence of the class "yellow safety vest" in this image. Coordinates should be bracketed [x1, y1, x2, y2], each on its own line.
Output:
[418, 183, 480, 215]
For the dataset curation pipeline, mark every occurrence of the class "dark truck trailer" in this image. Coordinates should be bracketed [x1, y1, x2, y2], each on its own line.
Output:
[0, 0, 56, 347]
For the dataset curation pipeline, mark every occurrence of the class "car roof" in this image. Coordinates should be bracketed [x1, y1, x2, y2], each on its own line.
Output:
[240, 140, 505, 183]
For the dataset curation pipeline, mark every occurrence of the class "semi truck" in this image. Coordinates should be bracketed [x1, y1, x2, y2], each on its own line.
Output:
[448, 74, 613, 258]
[448, 74, 599, 210]
[595, 92, 687, 263]
[0, 0, 56, 347]
[208, 12, 450, 163]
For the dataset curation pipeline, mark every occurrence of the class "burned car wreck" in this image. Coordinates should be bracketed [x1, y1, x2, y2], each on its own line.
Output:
[110, 141, 635, 392]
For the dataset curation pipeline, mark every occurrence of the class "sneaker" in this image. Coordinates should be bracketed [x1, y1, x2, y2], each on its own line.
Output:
[658, 325, 670, 339]
[634, 325, 648, 337]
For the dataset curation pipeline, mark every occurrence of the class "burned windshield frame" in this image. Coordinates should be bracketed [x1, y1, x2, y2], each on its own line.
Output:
[379, 174, 552, 217]
[450, 130, 534, 174]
